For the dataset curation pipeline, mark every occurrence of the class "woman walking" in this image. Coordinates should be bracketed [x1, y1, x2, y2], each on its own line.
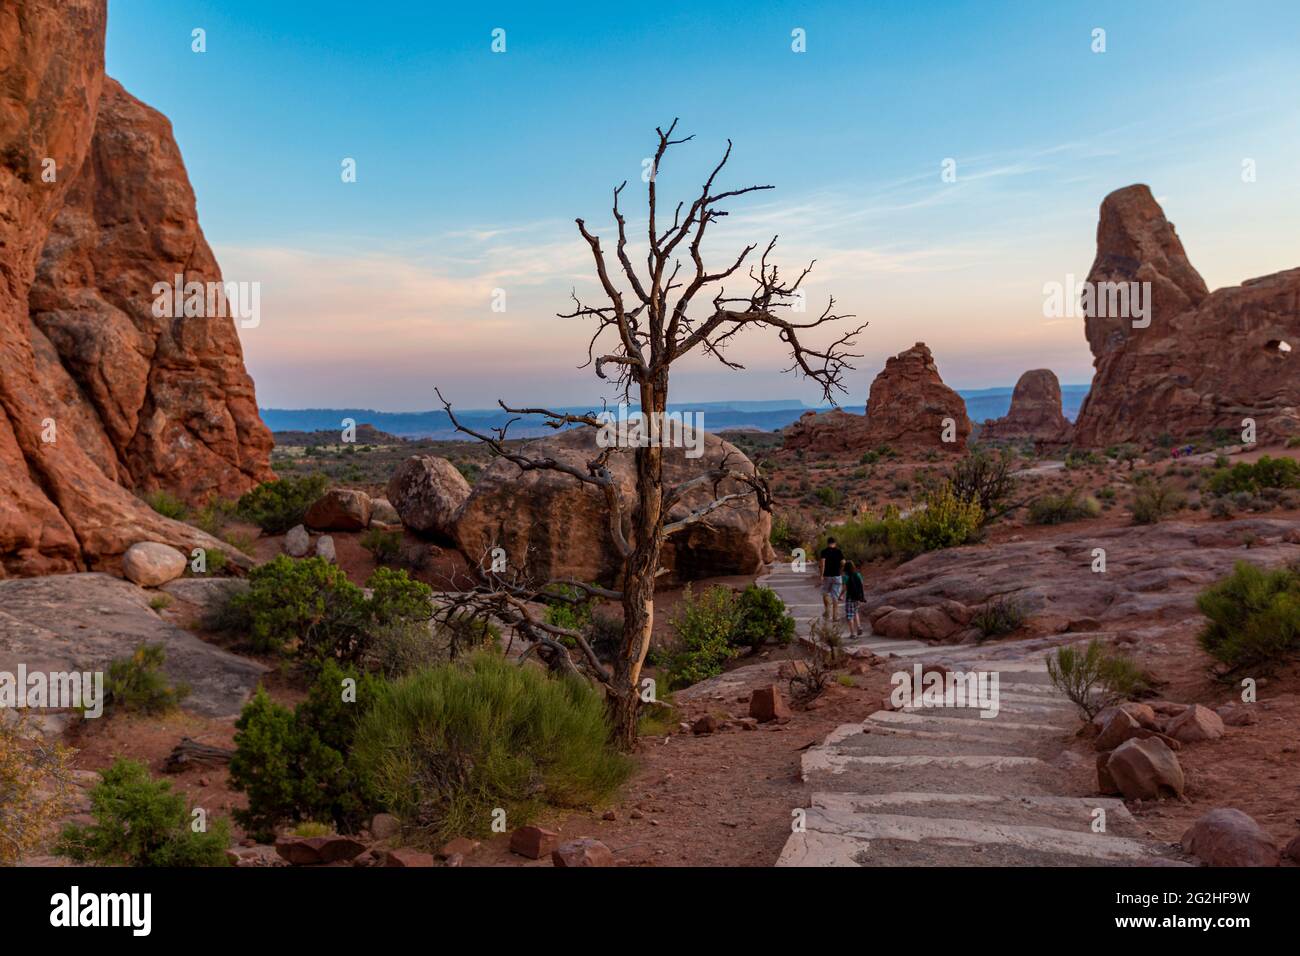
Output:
[842, 559, 865, 637]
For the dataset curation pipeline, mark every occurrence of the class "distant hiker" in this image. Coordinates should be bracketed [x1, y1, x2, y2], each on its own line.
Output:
[842, 559, 865, 637]
[818, 536, 844, 621]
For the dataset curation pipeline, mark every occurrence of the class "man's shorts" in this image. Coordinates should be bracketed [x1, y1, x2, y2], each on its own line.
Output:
[820, 576, 843, 598]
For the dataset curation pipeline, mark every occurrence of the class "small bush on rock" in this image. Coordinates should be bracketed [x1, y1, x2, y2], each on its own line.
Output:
[970, 595, 1027, 640]
[1129, 477, 1185, 524]
[103, 643, 190, 715]
[949, 448, 1017, 521]
[1206, 455, 1300, 496]
[351, 652, 630, 843]
[1028, 488, 1100, 525]
[59, 759, 230, 867]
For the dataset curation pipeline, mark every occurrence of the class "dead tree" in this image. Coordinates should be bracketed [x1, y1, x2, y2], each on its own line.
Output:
[437, 120, 864, 748]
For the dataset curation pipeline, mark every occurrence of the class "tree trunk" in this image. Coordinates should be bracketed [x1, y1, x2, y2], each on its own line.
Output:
[610, 375, 667, 749]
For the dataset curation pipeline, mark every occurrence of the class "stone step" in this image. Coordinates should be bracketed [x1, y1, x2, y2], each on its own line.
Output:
[868, 710, 1069, 734]
[777, 804, 1186, 867]
[807, 791, 1150, 838]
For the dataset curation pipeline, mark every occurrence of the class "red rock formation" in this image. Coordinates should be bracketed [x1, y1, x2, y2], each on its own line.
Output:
[781, 408, 871, 453]
[1073, 185, 1300, 447]
[0, 0, 271, 575]
[979, 369, 1073, 444]
[862, 343, 971, 453]
[455, 428, 771, 585]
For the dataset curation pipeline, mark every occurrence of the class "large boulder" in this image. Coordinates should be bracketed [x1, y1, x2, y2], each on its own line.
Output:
[454, 428, 771, 585]
[121, 541, 187, 587]
[1106, 736, 1185, 800]
[386, 456, 470, 539]
[862, 343, 971, 453]
[1072, 185, 1300, 446]
[0, 4, 271, 576]
[979, 369, 1073, 444]
[304, 489, 372, 532]
[1181, 808, 1280, 867]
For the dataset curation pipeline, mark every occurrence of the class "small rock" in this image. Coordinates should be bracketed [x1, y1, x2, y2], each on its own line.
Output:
[122, 542, 187, 587]
[384, 848, 435, 867]
[1216, 704, 1258, 727]
[692, 714, 720, 735]
[304, 488, 372, 532]
[274, 834, 367, 866]
[1167, 703, 1225, 743]
[748, 685, 791, 723]
[1181, 808, 1279, 867]
[283, 524, 311, 558]
[315, 535, 336, 563]
[1096, 752, 1120, 795]
[552, 838, 615, 867]
[509, 825, 560, 859]
[444, 852, 464, 867]
[601, 810, 617, 821]
[369, 813, 401, 841]
[1284, 835, 1300, 864]
[369, 497, 401, 525]
[437, 836, 481, 859]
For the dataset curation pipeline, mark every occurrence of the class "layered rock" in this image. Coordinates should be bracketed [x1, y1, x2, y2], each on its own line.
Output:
[979, 369, 1073, 444]
[454, 428, 771, 585]
[1073, 184, 1300, 446]
[0, 0, 271, 575]
[862, 343, 971, 453]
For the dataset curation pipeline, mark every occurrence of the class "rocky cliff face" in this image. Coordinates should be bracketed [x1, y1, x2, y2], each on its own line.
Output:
[0, 0, 271, 576]
[979, 369, 1073, 444]
[1073, 185, 1300, 447]
[862, 343, 971, 453]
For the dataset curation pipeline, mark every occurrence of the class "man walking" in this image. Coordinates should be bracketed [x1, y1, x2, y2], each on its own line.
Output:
[818, 536, 844, 621]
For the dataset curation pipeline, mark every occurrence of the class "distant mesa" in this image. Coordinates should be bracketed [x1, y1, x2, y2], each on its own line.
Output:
[1, 2, 272, 576]
[1072, 184, 1300, 447]
[979, 369, 1073, 444]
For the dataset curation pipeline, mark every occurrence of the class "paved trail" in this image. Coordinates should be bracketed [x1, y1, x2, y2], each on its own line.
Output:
[755, 563, 1187, 867]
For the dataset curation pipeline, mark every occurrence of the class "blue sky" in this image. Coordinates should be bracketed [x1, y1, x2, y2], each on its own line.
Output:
[106, 1, 1300, 410]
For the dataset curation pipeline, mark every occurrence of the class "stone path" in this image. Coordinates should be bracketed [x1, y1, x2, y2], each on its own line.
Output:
[755, 561, 1187, 867]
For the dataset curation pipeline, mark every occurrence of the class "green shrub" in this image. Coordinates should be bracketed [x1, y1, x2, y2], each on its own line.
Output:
[235, 475, 329, 534]
[143, 489, 188, 521]
[229, 555, 367, 656]
[905, 484, 985, 553]
[817, 485, 981, 564]
[1046, 639, 1147, 719]
[731, 585, 796, 650]
[1196, 561, 1300, 672]
[1206, 456, 1300, 496]
[666, 585, 740, 688]
[360, 527, 403, 564]
[1129, 477, 1185, 524]
[1027, 488, 1101, 525]
[228, 660, 381, 837]
[103, 644, 190, 715]
[815, 486, 842, 507]
[351, 652, 630, 843]
[367, 566, 433, 628]
[542, 583, 594, 633]
[189, 497, 237, 536]
[949, 448, 1017, 520]
[58, 759, 230, 866]
[769, 512, 812, 554]
[970, 595, 1027, 639]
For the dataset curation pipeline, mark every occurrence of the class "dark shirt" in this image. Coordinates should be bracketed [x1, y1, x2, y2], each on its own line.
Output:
[844, 571, 865, 601]
[819, 545, 843, 578]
